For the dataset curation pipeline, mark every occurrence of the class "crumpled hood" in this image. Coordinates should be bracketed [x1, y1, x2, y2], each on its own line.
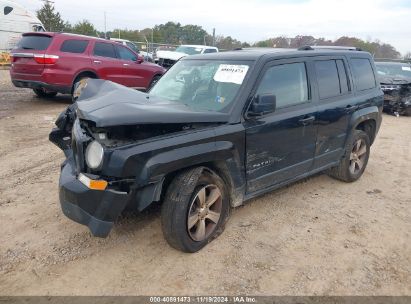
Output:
[379, 75, 411, 85]
[156, 50, 188, 61]
[76, 79, 229, 127]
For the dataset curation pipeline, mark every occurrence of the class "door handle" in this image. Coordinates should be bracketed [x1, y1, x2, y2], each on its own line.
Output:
[93, 60, 102, 64]
[123, 63, 129, 66]
[299, 115, 315, 125]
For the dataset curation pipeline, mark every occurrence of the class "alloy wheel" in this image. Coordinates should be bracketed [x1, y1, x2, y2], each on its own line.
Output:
[187, 184, 222, 242]
[349, 138, 367, 175]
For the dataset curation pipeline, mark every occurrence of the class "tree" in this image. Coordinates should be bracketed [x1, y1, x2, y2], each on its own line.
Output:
[72, 20, 97, 36]
[36, 2, 66, 32]
[181, 25, 208, 45]
[404, 52, 411, 60]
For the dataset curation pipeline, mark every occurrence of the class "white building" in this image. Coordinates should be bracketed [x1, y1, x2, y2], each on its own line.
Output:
[0, 0, 45, 51]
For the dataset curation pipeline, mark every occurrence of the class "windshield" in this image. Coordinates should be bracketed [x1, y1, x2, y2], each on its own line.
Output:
[149, 60, 251, 113]
[376, 63, 411, 79]
[175, 46, 204, 55]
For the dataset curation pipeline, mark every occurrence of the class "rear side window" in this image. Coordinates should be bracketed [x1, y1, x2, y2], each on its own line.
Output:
[204, 49, 217, 54]
[93, 42, 117, 58]
[315, 60, 340, 99]
[256, 62, 309, 109]
[351, 58, 376, 91]
[336, 60, 349, 94]
[15, 35, 52, 51]
[60, 40, 89, 53]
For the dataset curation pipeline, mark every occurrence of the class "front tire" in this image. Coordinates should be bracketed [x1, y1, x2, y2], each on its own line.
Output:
[161, 167, 230, 253]
[33, 88, 57, 98]
[72, 77, 90, 102]
[327, 130, 370, 182]
[147, 75, 161, 91]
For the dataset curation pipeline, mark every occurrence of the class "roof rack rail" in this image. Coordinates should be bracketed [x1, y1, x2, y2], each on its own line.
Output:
[374, 58, 411, 63]
[298, 45, 362, 51]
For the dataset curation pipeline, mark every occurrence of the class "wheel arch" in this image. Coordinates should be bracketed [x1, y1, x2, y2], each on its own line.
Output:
[132, 142, 246, 210]
[71, 70, 99, 93]
[349, 106, 380, 145]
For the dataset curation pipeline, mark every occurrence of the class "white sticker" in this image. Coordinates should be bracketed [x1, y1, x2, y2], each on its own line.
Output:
[402, 66, 411, 71]
[213, 64, 249, 84]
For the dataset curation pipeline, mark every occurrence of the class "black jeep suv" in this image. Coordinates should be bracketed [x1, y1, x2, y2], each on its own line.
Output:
[50, 46, 383, 252]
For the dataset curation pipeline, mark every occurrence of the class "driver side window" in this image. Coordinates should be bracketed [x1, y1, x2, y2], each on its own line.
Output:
[116, 45, 137, 62]
[256, 62, 309, 109]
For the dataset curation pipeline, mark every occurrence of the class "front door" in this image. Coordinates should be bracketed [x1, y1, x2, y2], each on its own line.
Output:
[91, 41, 124, 85]
[115, 45, 146, 89]
[244, 60, 318, 193]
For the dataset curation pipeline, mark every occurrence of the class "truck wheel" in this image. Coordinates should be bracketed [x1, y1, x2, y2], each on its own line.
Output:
[327, 130, 370, 182]
[33, 88, 57, 98]
[72, 77, 90, 102]
[147, 75, 161, 91]
[161, 167, 230, 253]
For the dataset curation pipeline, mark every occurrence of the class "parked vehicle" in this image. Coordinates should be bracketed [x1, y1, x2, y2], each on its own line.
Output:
[375, 60, 411, 116]
[10, 32, 165, 99]
[50, 46, 383, 252]
[0, 0, 45, 51]
[156, 45, 218, 68]
[110, 38, 154, 62]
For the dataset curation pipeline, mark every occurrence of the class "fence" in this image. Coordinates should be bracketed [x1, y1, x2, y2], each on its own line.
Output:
[131, 41, 179, 54]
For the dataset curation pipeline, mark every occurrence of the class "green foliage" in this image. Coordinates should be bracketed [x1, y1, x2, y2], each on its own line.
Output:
[71, 20, 97, 36]
[34, 2, 403, 58]
[252, 35, 401, 59]
[36, 3, 66, 32]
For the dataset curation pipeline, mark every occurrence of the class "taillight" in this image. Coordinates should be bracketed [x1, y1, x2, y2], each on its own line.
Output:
[34, 54, 59, 64]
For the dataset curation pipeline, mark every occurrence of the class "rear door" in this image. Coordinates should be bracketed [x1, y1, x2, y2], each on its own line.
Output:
[115, 44, 146, 89]
[11, 33, 53, 76]
[311, 56, 355, 169]
[91, 41, 124, 84]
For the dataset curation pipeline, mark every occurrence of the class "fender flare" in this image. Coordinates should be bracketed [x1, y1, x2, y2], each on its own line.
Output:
[131, 141, 245, 210]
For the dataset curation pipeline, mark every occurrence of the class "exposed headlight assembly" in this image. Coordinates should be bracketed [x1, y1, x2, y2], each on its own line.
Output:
[85, 140, 104, 170]
[381, 84, 401, 91]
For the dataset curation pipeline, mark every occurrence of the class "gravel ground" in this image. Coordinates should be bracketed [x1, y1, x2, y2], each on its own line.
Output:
[0, 70, 410, 296]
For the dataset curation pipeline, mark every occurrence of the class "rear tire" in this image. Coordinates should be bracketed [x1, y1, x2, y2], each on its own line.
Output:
[327, 130, 370, 182]
[161, 167, 230, 253]
[33, 88, 57, 98]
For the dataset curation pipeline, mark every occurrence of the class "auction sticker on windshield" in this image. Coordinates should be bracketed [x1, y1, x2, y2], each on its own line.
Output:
[214, 64, 249, 84]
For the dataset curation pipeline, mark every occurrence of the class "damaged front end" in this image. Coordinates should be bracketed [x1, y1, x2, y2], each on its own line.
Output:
[49, 79, 228, 237]
[380, 81, 411, 116]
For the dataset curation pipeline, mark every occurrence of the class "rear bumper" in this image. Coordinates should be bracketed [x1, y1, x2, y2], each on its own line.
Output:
[59, 157, 129, 237]
[12, 79, 71, 94]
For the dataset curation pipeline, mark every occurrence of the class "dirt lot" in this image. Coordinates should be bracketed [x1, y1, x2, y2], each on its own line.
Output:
[0, 69, 410, 296]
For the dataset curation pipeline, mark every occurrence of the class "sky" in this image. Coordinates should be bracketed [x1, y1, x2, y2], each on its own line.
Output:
[14, 0, 411, 54]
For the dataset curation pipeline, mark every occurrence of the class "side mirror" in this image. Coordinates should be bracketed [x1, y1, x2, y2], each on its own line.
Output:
[248, 94, 276, 116]
[136, 55, 144, 63]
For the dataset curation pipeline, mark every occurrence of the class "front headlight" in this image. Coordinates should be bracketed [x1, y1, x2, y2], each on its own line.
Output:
[85, 140, 104, 170]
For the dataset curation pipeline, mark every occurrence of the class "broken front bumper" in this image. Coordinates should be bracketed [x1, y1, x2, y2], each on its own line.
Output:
[59, 157, 129, 237]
